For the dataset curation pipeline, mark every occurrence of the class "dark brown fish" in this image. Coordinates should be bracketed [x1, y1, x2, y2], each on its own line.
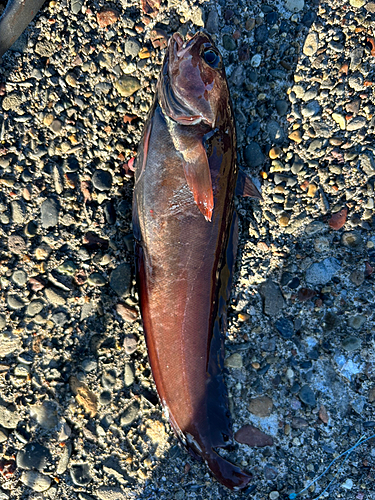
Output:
[0, 0, 45, 58]
[133, 31, 261, 490]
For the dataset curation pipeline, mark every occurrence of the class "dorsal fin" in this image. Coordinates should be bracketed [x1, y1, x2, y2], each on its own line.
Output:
[236, 169, 263, 200]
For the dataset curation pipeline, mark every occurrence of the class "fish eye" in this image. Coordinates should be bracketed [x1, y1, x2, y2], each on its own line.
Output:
[203, 49, 221, 68]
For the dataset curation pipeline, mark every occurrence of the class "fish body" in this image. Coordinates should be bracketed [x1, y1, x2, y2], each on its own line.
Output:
[0, 0, 45, 58]
[133, 32, 258, 490]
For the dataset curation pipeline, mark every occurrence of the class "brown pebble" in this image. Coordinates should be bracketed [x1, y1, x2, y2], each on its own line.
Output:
[328, 207, 348, 230]
[279, 214, 290, 227]
[288, 130, 302, 143]
[8, 235, 26, 255]
[141, 0, 161, 16]
[235, 425, 273, 447]
[291, 417, 308, 429]
[319, 404, 329, 424]
[307, 183, 317, 197]
[150, 29, 168, 49]
[116, 303, 138, 322]
[248, 396, 273, 417]
[96, 9, 119, 28]
[269, 147, 282, 159]
[329, 137, 343, 146]
[69, 376, 97, 417]
[297, 288, 316, 302]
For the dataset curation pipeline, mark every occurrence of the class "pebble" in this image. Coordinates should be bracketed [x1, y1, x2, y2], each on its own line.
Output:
[26, 300, 44, 317]
[20, 471, 52, 492]
[342, 231, 362, 248]
[288, 130, 302, 143]
[11, 200, 25, 224]
[347, 116, 366, 131]
[0, 332, 22, 356]
[275, 317, 294, 339]
[303, 32, 318, 56]
[347, 315, 366, 330]
[246, 121, 261, 138]
[299, 385, 316, 406]
[328, 208, 348, 230]
[12, 270, 27, 286]
[70, 463, 92, 486]
[87, 272, 107, 287]
[0, 404, 20, 429]
[92, 169, 113, 191]
[123, 335, 138, 355]
[124, 38, 141, 58]
[96, 9, 119, 28]
[7, 294, 25, 310]
[116, 303, 138, 322]
[205, 9, 219, 33]
[120, 401, 140, 426]
[30, 400, 59, 429]
[269, 492, 279, 500]
[114, 76, 141, 97]
[275, 100, 288, 116]
[41, 198, 59, 228]
[8, 235, 26, 255]
[305, 258, 341, 285]
[225, 353, 243, 369]
[124, 363, 135, 386]
[267, 121, 285, 145]
[234, 425, 273, 447]
[71, 0, 83, 14]
[259, 279, 285, 316]
[244, 142, 265, 168]
[342, 336, 361, 351]
[248, 396, 273, 417]
[44, 287, 66, 306]
[251, 54, 262, 67]
[17, 443, 52, 472]
[222, 35, 236, 51]
[110, 263, 132, 298]
[96, 487, 127, 500]
[99, 391, 112, 405]
[255, 25, 269, 43]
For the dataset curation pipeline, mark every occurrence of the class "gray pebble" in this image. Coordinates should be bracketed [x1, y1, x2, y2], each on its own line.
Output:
[30, 400, 59, 429]
[348, 74, 364, 92]
[71, 0, 83, 14]
[205, 9, 219, 33]
[350, 47, 363, 71]
[92, 169, 113, 191]
[299, 385, 316, 406]
[254, 25, 269, 43]
[41, 198, 59, 228]
[275, 100, 288, 116]
[7, 294, 25, 310]
[244, 142, 265, 168]
[26, 300, 44, 317]
[82, 359, 98, 372]
[0, 332, 22, 356]
[99, 391, 112, 405]
[124, 363, 134, 386]
[70, 463, 92, 486]
[11, 201, 25, 224]
[51, 312, 68, 326]
[96, 487, 127, 500]
[123, 335, 138, 355]
[275, 317, 294, 339]
[347, 116, 366, 131]
[16, 443, 52, 472]
[305, 258, 341, 285]
[24, 221, 38, 238]
[110, 263, 131, 298]
[259, 279, 285, 316]
[102, 369, 116, 390]
[124, 38, 141, 58]
[222, 34, 236, 51]
[301, 100, 320, 118]
[341, 231, 362, 248]
[0, 404, 20, 429]
[12, 270, 27, 286]
[120, 401, 139, 426]
[87, 272, 107, 287]
[267, 120, 285, 145]
[347, 315, 366, 330]
[246, 121, 261, 138]
[342, 336, 362, 351]
[20, 471, 52, 492]
[0, 315, 5, 329]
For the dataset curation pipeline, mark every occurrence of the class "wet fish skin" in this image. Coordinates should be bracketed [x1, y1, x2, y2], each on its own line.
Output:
[0, 0, 46, 58]
[133, 32, 258, 490]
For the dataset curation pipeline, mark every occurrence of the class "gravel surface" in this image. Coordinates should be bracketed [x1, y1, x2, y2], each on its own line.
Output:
[0, 0, 375, 499]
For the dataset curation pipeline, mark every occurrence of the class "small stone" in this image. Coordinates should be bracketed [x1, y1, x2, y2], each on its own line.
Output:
[291, 417, 308, 429]
[349, 0, 365, 6]
[50, 119, 62, 133]
[278, 214, 290, 227]
[303, 32, 318, 56]
[8, 235, 26, 255]
[269, 147, 282, 159]
[0, 332, 22, 356]
[26, 300, 44, 317]
[141, 0, 161, 16]
[51, 312, 68, 326]
[259, 279, 285, 316]
[97, 487, 127, 500]
[116, 303, 138, 322]
[12, 270, 27, 286]
[70, 376, 98, 417]
[244, 142, 265, 168]
[70, 463, 92, 486]
[251, 54, 262, 67]
[17, 443, 52, 472]
[234, 425, 273, 447]
[248, 396, 273, 417]
[342, 336, 362, 351]
[44, 288, 66, 306]
[2, 93, 23, 111]
[123, 335, 138, 355]
[35, 243, 52, 260]
[11, 201, 25, 224]
[225, 353, 243, 369]
[275, 317, 294, 339]
[87, 273, 107, 287]
[349, 270, 364, 286]
[222, 34, 236, 51]
[347, 116, 366, 131]
[124, 38, 141, 58]
[41, 198, 59, 228]
[299, 385, 316, 406]
[97, 9, 119, 28]
[71, 0, 83, 14]
[267, 121, 285, 145]
[110, 263, 132, 298]
[99, 391, 112, 405]
[328, 208, 348, 230]
[120, 402, 140, 426]
[124, 363, 135, 386]
[305, 258, 341, 285]
[264, 465, 278, 480]
[20, 471, 52, 492]
[30, 400, 59, 429]
[246, 121, 261, 138]
[7, 294, 25, 310]
[114, 76, 141, 97]
[319, 405, 329, 424]
[269, 491, 279, 500]
[342, 231, 362, 248]
[347, 316, 366, 330]
[275, 100, 288, 116]
[205, 10, 219, 33]
[58, 260, 78, 276]
[0, 405, 20, 429]
[254, 25, 269, 43]
[92, 169, 113, 191]
[24, 221, 38, 238]
[288, 130, 302, 143]
[331, 113, 346, 130]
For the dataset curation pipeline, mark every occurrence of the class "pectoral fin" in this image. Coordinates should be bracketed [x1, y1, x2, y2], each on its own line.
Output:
[236, 169, 263, 200]
[183, 142, 214, 222]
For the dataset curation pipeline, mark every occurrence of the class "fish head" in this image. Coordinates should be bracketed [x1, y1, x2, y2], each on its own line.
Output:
[159, 31, 230, 128]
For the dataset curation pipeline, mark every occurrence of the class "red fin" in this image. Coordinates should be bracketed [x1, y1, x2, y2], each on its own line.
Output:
[183, 142, 213, 221]
[236, 169, 263, 200]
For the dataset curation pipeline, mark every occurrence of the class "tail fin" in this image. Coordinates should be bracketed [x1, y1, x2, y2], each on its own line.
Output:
[205, 448, 252, 491]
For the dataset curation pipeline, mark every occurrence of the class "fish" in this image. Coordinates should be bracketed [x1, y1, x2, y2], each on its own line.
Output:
[0, 0, 46, 58]
[132, 31, 262, 490]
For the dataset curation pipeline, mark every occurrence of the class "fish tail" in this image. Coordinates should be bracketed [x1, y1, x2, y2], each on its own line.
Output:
[204, 448, 252, 491]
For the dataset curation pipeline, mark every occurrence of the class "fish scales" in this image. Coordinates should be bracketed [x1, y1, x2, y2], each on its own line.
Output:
[133, 32, 260, 490]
